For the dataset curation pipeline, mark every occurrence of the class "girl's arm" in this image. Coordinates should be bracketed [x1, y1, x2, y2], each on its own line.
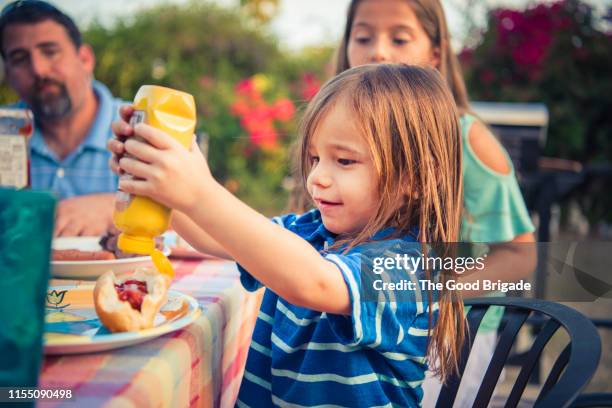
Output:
[458, 121, 537, 296]
[113, 121, 350, 315]
[458, 232, 536, 297]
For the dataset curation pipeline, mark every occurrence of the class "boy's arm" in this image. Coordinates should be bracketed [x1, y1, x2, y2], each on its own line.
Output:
[170, 211, 233, 260]
[113, 122, 350, 314]
[186, 183, 350, 315]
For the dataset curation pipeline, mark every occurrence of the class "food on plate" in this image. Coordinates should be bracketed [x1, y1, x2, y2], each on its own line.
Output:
[52, 249, 115, 261]
[99, 229, 165, 259]
[51, 230, 165, 263]
[160, 296, 190, 321]
[94, 267, 170, 332]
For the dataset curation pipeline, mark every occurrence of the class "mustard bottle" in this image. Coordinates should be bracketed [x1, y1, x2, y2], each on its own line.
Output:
[113, 85, 196, 278]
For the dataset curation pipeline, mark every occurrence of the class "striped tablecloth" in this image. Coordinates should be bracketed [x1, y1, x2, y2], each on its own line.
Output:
[39, 259, 261, 408]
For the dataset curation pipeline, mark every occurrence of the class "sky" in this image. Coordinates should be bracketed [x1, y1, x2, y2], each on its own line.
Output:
[0, 0, 608, 51]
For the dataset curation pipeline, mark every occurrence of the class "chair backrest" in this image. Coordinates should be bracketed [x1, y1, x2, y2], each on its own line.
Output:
[471, 101, 549, 175]
[435, 297, 601, 408]
[0, 189, 56, 389]
[571, 393, 612, 407]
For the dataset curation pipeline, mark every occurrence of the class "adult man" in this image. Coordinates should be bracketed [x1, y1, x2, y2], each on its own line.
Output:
[0, 0, 122, 236]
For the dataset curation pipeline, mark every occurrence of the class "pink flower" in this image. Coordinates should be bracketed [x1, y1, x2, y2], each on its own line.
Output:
[493, 1, 569, 81]
[300, 73, 321, 101]
[271, 98, 295, 122]
[458, 48, 474, 66]
[230, 100, 251, 116]
[235, 78, 257, 97]
[231, 76, 297, 151]
[241, 107, 275, 134]
[249, 124, 278, 150]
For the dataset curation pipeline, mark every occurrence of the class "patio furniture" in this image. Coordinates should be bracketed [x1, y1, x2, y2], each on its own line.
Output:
[571, 393, 612, 407]
[473, 102, 612, 392]
[471, 101, 549, 176]
[435, 297, 601, 408]
[570, 318, 612, 407]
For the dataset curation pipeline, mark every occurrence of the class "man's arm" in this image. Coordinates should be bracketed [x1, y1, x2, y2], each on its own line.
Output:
[54, 193, 116, 237]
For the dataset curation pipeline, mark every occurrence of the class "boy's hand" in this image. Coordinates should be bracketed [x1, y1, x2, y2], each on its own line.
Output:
[114, 122, 212, 214]
[108, 105, 135, 174]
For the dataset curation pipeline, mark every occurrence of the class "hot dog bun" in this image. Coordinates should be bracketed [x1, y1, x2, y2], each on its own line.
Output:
[94, 267, 170, 332]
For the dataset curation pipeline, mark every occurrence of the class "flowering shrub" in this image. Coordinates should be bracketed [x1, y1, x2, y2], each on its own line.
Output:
[298, 73, 322, 102]
[461, 0, 612, 162]
[493, 3, 572, 82]
[230, 74, 295, 150]
[220, 70, 322, 212]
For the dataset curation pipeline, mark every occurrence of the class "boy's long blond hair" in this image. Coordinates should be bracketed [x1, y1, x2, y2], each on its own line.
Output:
[298, 64, 465, 382]
[335, 0, 470, 113]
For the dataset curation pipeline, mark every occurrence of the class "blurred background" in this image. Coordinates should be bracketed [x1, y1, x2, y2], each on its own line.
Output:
[0, 0, 610, 225]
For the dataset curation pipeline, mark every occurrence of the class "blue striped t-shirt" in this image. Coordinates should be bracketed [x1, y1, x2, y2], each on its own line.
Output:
[236, 210, 439, 407]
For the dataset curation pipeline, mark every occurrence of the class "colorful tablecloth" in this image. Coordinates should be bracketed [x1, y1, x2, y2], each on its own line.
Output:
[39, 259, 261, 408]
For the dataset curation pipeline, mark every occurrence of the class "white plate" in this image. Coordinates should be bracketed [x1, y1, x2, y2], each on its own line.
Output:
[51, 236, 171, 280]
[44, 285, 201, 354]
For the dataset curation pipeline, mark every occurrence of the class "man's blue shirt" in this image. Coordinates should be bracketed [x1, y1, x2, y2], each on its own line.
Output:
[13, 80, 123, 199]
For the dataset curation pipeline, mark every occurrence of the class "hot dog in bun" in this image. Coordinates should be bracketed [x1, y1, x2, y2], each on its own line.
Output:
[94, 267, 170, 332]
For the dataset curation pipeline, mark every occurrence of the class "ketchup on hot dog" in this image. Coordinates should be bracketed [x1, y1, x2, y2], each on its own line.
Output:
[114, 280, 148, 311]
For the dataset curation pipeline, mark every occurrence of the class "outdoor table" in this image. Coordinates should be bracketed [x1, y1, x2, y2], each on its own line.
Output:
[39, 258, 262, 408]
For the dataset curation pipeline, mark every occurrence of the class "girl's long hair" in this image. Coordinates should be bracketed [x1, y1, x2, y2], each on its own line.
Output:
[298, 64, 464, 382]
[335, 0, 470, 113]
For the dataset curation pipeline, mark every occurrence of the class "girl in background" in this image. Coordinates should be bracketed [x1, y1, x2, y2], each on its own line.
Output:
[334, 0, 537, 405]
[110, 64, 464, 407]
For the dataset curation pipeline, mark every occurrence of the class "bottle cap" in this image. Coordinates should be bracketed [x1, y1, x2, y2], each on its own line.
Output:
[117, 233, 155, 255]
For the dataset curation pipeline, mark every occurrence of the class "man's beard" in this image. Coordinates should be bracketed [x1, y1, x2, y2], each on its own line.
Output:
[30, 78, 72, 122]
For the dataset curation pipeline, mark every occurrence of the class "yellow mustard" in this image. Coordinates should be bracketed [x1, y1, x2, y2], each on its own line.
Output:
[113, 85, 196, 278]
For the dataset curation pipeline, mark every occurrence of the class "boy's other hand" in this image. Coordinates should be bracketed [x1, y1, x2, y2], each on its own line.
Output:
[108, 105, 135, 174]
[117, 123, 212, 214]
